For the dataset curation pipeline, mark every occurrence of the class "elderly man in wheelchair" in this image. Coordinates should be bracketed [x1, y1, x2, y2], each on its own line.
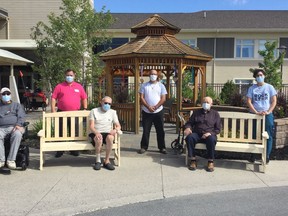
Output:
[0, 87, 26, 170]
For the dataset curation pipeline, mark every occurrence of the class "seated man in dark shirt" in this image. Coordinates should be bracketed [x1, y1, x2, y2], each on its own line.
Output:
[184, 96, 221, 172]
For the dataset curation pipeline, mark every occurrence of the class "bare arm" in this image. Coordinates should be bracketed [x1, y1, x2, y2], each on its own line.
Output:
[247, 97, 258, 114]
[51, 98, 57, 113]
[267, 95, 277, 114]
[82, 98, 88, 110]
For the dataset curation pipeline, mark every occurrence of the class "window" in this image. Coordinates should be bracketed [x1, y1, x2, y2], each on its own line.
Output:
[197, 38, 215, 56]
[94, 38, 129, 53]
[216, 38, 234, 58]
[236, 39, 254, 58]
[233, 78, 254, 84]
[182, 39, 196, 48]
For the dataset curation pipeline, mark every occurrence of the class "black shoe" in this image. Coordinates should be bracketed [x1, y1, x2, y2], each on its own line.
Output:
[266, 157, 270, 164]
[137, 148, 146, 154]
[159, 148, 167, 154]
[93, 162, 101, 170]
[70, 151, 80, 156]
[103, 163, 115, 170]
[55, 151, 64, 158]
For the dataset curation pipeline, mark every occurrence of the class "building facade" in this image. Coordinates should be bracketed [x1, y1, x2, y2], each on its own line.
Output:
[0, 6, 288, 96]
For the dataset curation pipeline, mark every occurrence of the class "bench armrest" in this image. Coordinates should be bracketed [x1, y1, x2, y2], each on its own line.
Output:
[262, 131, 269, 139]
[37, 129, 44, 137]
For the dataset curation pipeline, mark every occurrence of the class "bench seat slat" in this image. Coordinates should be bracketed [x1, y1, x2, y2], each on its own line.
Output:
[195, 142, 264, 153]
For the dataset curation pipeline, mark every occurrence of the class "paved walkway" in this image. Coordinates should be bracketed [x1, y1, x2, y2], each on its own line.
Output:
[1, 110, 288, 216]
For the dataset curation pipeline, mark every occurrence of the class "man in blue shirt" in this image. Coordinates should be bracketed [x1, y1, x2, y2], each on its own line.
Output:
[246, 69, 277, 164]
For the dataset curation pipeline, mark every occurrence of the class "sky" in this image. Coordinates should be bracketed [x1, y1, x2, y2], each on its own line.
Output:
[94, 0, 288, 13]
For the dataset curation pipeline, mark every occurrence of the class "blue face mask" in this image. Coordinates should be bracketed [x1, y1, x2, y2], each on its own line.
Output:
[2, 95, 11, 102]
[202, 102, 210, 111]
[65, 76, 74, 83]
[102, 103, 111, 112]
[256, 76, 264, 83]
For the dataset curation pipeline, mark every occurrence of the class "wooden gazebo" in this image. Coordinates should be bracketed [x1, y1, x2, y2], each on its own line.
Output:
[100, 14, 212, 133]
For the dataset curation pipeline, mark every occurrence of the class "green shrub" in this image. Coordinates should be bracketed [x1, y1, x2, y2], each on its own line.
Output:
[30, 119, 43, 138]
[220, 80, 238, 104]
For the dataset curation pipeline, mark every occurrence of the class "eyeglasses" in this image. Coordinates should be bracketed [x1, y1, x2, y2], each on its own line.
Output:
[104, 102, 111, 105]
[1, 92, 11, 96]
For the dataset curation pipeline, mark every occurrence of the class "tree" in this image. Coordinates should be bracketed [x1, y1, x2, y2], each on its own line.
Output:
[250, 41, 285, 90]
[31, 0, 115, 99]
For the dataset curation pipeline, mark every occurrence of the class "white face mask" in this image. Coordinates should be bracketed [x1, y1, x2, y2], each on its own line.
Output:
[150, 74, 158, 81]
[202, 102, 210, 111]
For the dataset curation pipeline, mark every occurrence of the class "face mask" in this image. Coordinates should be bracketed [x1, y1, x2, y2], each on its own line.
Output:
[150, 75, 158, 81]
[65, 76, 74, 83]
[2, 95, 11, 102]
[102, 103, 111, 112]
[256, 76, 264, 83]
[202, 102, 210, 111]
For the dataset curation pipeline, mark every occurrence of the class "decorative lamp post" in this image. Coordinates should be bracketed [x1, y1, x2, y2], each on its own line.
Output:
[277, 45, 287, 82]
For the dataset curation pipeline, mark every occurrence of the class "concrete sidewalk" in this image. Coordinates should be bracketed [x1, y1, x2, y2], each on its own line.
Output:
[1, 112, 288, 216]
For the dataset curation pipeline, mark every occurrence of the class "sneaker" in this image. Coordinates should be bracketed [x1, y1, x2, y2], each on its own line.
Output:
[0, 161, 5, 168]
[137, 148, 146, 154]
[93, 162, 101, 170]
[188, 160, 197, 171]
[55, 151, 64, 158]
[103, 162, 115, 170]
[159, 148, 167, 154]
[70, 151, 80, 156]
[7, 160, 16, 170]
[207, 161, 214, 172]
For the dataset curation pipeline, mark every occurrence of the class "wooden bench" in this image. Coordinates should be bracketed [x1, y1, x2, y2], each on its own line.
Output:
[184, 111, 269, 172]
[37, 110, 121, 170]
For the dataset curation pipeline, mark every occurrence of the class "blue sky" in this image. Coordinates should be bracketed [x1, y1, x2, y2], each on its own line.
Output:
[94, 0, 288, 13]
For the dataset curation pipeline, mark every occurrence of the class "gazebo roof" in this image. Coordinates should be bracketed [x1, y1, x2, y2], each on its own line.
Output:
[100, 14, 212, 61]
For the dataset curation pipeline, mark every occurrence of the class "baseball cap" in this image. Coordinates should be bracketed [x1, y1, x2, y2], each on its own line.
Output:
[0, 87, 11, 94]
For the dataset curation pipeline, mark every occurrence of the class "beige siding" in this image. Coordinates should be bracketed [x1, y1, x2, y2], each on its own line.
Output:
[1, 0, 63, 39]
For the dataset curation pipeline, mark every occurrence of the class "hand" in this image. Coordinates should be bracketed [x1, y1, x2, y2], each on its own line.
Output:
[184, 128, 192, 136]
[201, 133, 211, 139]
[109, 129, 117, 136]
[95, 132, 103, 141]
[148, 106, 155, 112]
[13, 125, 25, 133]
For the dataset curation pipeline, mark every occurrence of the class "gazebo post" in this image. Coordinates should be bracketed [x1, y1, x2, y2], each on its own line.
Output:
[193, 68, 199, 105]
[135, 59, 140, 134]
[106, 63, 113, 97]
[201, 67, 207, 99]
[176, 62, 183, 133]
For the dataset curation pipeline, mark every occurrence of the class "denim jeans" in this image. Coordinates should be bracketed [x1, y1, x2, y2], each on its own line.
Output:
[140, 110, 166, 150]
[185, 133, 217, 159]
[265, 113, 274, 159]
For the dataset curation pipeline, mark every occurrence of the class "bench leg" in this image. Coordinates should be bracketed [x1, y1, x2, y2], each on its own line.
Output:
[40, 150, 43, 171]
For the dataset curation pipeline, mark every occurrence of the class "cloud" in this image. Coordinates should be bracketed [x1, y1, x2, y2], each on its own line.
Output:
[231, 0, 248, 5]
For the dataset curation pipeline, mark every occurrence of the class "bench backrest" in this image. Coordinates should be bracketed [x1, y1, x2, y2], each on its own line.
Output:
[218, 111, 265, 144]
[42, 111, 91, 142]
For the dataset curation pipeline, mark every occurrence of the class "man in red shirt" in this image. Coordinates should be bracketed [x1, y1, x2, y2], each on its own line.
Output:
[51, 69, 88, 158]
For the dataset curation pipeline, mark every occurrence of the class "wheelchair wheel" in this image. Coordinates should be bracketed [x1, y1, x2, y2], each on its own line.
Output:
[20, 162, 27, 171]
[42, 103, 46, 111]
[23, 98, 30, 113]
[171, 139, 179, 149]
[171, 140, 184, 154]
